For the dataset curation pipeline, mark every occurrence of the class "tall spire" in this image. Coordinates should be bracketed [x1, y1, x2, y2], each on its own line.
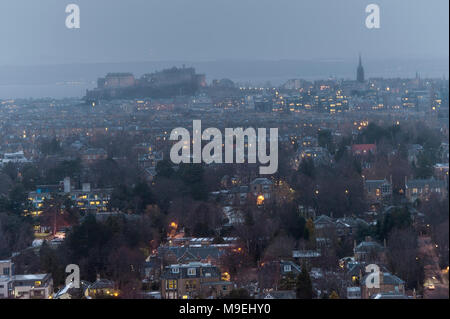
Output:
[357, 53, 365, 82]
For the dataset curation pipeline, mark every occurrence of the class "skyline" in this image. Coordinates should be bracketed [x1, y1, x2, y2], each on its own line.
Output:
[0, 56, 448, 99]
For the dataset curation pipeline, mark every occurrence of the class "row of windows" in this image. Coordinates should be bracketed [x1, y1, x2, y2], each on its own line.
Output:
[172, 268, 197, 276]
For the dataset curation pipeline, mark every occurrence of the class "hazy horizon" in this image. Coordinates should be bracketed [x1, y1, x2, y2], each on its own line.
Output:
[0, 0, 448, 98]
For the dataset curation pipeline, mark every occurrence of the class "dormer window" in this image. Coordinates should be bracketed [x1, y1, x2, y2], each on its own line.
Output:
[172, 267, 179, 274]
[187, 268, 196, 276]
[284, 265, 292, 272]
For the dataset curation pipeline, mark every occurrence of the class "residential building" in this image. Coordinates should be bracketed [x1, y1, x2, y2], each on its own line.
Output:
[405, 177, 447, 202]
[13, 274, 53, 299]
[0, 259, 14, 277]
[361, 272, 405, 299]
[354, 237, 386, 264]
[85, 277, 118, 298]
[160, 262, 232, 299]
[0, 276, 13, 299]
[364, 178, 392, 203]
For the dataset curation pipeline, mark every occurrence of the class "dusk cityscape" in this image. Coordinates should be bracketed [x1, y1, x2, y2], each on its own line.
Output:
[0, 0, 448, 310]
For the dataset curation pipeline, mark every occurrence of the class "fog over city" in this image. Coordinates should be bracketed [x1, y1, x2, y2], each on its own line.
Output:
[0, 0, 448, 98]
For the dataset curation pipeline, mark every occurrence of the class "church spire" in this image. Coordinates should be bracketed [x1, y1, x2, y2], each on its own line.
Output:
[357, 53, 365, 82]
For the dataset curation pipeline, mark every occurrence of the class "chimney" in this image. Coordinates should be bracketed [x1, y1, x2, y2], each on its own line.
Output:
[64, 177, 71, 193]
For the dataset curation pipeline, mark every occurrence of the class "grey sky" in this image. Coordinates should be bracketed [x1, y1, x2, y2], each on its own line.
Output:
[0, 0, 448, 66]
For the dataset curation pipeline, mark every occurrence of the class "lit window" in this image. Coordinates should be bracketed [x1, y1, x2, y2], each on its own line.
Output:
[187, 268, 196, 276]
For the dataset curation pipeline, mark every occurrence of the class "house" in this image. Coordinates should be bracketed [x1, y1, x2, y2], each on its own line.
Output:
[335, 217, 369, 238]
[0, 259, 14, 277]
[299, 136, 318, 148]
[160, 262, 232, 299]
[405, 177, 447, 202]
[81, 148, 107, 163]
[250, 178, 273, 206]
[297, 147, 332, 166]
[0, 276, 13, 299]
[361, 272, 405, 299]
[13, 274, 53, 299]
[85, 277, 118, 298]
[0, 151, 30, 166]
[258, 260, 301, 291]
[200, 281, 234, 299]
[229, 186, 249, 206]
[314, 215, 335, 237]
[434, 163, 449, 180]
[351, 144, 376, 156]
[28, 177, 112, 215]
[138, 151, 164, 169]
[354, 237, 386, 264]
[292, 250, 321, 267]
[364, 179, 392, 203]
[347, 286, 361, 299]
[143, 256, 162, 282]
[223, 206, 244, 226]
[280, 260, 302, 278]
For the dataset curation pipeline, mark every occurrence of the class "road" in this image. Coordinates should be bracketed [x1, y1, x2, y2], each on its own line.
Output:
[418, 236, 449, 299]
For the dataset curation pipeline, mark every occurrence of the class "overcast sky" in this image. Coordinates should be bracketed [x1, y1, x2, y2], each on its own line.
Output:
[0, 0, 448, 66]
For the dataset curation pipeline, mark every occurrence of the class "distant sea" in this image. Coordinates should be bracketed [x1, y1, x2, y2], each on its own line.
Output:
[0, 59, 448, 99]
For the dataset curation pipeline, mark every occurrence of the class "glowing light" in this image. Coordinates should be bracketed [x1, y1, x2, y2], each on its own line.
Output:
[257, 195, 265, 206]
[170, 222, 178, 229]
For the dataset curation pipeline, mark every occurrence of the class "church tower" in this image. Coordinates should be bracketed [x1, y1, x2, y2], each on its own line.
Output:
[357, 54, 365, 82]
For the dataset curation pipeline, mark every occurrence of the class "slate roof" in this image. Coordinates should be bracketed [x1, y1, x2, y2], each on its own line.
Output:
[361, 272, 405, 287]
[88, 278, 114, 289]
[260, 290, 296, 299]
[371, 292, 408, 299]
[354, 240, 385, 253]
[160, 263, 221, 280]
[158, 246, 224, 262]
